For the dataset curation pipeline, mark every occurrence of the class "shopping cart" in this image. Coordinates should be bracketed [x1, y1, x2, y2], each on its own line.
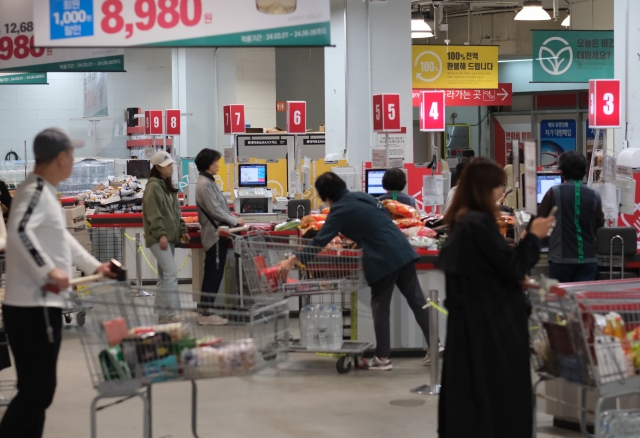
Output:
[78, 282, 289, 438]
[528, 279, 640, 437]
[235, 232, 372, 374]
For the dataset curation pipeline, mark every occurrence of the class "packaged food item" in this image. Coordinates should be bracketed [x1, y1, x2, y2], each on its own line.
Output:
[102, 317, 129, 347]
[275, 219, 300, 231]
[130, 322, 190, 340]
[393, 218, 424, 229]
[259, 266, 280, 293]
[321, 207, 330, 214]
[381, 199, 419, 219]
[143, 355, 179, 383]
[402, 226, 437, 238]
[99, 345, 132, 380]
[300, 221, 325, 237]
[299, 214, 327, 229]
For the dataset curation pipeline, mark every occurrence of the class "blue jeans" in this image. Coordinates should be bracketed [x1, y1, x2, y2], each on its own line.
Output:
[149, 243, 181, 316]
[548, 262, 598, 283]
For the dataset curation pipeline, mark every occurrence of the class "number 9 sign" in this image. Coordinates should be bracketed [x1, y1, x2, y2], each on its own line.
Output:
[589, 79, 621, 129]
[420, 90, 445, 132]
[165, 109, 181, 135]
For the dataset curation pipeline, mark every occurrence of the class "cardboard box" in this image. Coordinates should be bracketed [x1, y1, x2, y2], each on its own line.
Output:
[64, 206, 85, 228]
[319, 125, 325, 132]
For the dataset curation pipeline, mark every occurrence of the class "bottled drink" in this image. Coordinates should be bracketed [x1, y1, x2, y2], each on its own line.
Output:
[299, 305, 311, 348]
[601, 410, 640, 437]
[305, 305, 317, 349]
[316, 305, 329, 350]
[328, 305, 343, 350]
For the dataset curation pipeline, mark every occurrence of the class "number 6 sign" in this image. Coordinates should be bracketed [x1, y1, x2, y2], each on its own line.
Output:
[223, 104, 245, 134]
[287, 101, 306, 133]
[420, 91, 446, 132]
[165, 109, 181, 135]
[372, 94, 401, 132]
[589, 79, 621, 128]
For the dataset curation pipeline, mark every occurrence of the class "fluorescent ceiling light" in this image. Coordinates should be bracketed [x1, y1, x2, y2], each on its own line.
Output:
[514, 1, 551, 21]
[561, 14, 570, 27]
[412, 31, 434, 39]
[411, 18, 432, 33]
[498, 57, 557, 63]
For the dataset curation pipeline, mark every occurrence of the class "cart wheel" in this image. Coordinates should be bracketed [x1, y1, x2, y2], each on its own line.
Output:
[336, 356, 352, 374]
[76, 312, 86, 327]
[64, 314, 72, 324]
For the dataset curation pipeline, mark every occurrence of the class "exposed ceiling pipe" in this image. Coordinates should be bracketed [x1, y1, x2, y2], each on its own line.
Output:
[553, 0, 558, 20]
[433, 3, 444, 39]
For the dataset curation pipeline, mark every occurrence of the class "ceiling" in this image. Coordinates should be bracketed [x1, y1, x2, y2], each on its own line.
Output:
[411, 0, 562, 15]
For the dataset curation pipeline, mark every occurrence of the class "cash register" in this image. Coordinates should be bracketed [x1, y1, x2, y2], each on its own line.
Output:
[234, 164, 273, 214]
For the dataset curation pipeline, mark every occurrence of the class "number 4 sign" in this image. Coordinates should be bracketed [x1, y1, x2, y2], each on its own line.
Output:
[372, 94, 401, 132]
[420, 91, 445, 132]
[589, 79, 621, 128]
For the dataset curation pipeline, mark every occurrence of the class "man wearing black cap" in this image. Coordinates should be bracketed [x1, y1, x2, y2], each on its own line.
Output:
[0, 128, 115, 437]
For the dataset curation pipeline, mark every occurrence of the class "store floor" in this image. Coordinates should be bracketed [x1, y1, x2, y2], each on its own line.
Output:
[0, 324, 580, 438]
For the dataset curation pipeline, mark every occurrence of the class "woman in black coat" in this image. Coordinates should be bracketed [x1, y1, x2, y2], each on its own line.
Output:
[436, 158, 553, 438]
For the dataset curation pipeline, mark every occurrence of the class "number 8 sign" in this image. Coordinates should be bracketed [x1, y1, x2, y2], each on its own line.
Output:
[165, 109, 181, 135]
[589, 79, 621, 128]
[420, 91, 445, 132]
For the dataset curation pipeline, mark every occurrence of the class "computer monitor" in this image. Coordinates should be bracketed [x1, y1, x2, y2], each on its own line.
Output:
[536, 172, 562, 203]
[238, 164, 268, 188]
[365, 169, 387, 197]
[126, 160, 151, 179]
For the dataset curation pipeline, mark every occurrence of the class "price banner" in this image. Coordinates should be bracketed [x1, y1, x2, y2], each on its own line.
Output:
[589, 79, 621, 128]
[412, 45, 498, 90]
[165, 109, 181, 135]
[372, 94, 401, 132]
[420, 91, 445, 132]
[33, 0, 330, 47]
[287, 101, 306, 134]
[223, 104, 245, 134]
[0, 72, 47, 84]
[0, 0, 124, 72]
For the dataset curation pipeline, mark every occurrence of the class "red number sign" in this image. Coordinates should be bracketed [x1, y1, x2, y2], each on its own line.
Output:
[223, 104, 245, 134]
[165, 109, 181, 135]
[589, 79, 621, 128]
[0, 35, 44, 61]
[420, 91, 446, 132]
[144, 110, 151, 135]
[372, 94, 401, 132]
[148, 110, 163, 134]
[287, 101, 306, 134]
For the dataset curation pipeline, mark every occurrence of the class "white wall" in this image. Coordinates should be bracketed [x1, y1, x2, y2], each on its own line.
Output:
[0, 48, 173, 160]
[236, 48, 276, 130]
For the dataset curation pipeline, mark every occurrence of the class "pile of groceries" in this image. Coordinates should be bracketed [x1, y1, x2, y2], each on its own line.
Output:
[98, 318, 256, 383]
[274, 200, 438, 248]
[533, 309, 640, 385]
[75, 176, 144, 212]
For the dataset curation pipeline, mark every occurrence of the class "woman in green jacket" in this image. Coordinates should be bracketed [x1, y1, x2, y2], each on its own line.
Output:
[142, 151, 190, 324]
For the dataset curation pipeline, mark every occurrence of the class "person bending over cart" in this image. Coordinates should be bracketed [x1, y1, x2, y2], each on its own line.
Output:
[0, 128, 115, 438]
[278, 172, 434, 370]
[436, 158, 553, 438]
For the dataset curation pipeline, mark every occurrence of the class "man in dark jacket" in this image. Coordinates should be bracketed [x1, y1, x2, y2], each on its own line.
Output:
[279, 172, 433, 370]
[538, 151, 605, 282]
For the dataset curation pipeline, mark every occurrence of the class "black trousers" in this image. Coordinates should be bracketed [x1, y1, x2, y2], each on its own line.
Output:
[0, 305, 62, 438]
[199, 239, 229, 310]
[370, 262, 431, 358]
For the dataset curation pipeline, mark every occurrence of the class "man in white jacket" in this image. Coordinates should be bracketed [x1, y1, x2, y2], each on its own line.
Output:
[0, 128, 114, 438]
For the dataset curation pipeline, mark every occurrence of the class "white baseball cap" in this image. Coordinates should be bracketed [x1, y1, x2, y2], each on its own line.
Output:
[150, 151, 175, 167]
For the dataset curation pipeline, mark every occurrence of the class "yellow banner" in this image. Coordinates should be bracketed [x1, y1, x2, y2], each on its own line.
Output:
[412, 45, 498, 89]
[301, 159, 348, 209]
[249, 158, 288, 198]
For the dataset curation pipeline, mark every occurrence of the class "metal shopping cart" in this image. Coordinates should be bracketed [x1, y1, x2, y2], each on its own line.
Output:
[528, 279, 640, 437]
[235, 232, 372, 374]
[78, 282, 289, 438]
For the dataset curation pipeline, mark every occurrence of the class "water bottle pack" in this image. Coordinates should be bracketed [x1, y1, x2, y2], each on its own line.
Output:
[299, 304, 343, 351]
[600, 410, 640, 437]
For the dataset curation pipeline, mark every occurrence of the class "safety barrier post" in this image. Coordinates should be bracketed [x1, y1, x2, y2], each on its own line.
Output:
[411, 289, 441, 395]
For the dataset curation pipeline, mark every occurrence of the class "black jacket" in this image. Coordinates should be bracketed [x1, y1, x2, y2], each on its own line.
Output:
[436, 211, 541, 438]
[298, 190, 417, 284]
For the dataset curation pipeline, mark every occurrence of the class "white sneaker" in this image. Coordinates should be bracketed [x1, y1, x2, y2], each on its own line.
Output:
[423, 345, 445, 365]
[158, 314, 187, 324]
[198, 314, 229, 326]
[364, 356, 393, 371]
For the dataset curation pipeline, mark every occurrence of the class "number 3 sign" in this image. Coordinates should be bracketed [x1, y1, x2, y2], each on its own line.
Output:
[589, 79, 621, 128]
[372, 94, 401, 132]
[420, 91, 445, 132]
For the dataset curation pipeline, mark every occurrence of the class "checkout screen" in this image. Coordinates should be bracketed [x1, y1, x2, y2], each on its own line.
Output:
[366, 170, 386, 196]
[537, 174, 562, 203]
[239, 165, 267, 187]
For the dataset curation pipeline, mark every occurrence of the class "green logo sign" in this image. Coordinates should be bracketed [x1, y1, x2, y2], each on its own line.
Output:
[532, 30, 613, 83]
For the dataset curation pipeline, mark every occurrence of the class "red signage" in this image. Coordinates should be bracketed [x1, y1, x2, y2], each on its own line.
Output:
[276, 101, 286, 112]
[589, 79, 621, 128]
[372, 94, 401, 132]
[287, 101, 306, 133]
[148, 110, 163, 135]
[144, 110, 151, 135]
[165, 109, 181, 135]
[420, 91, 446, 132]
[223, 104, 245, 134]
[412, 83, 512, 107]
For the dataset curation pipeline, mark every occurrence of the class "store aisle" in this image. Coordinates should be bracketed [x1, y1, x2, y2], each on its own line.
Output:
[0, 328, 580, 438]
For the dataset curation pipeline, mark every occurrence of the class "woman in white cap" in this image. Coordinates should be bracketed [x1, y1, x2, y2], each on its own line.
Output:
[142, 151, 190, 323]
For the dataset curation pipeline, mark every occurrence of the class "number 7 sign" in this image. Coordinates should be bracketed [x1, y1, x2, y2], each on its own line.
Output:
[589, 79, 621, 128]
[223, 104, 245, 134]
[420, 91, 446, 132]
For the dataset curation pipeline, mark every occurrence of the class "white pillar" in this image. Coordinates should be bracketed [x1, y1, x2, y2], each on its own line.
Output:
[172, 48, 237, 157]
[325, 0, 413, 172]
[614, 0, 640, 155]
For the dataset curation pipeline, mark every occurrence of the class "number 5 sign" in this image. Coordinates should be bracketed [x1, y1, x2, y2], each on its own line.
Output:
[223, 104, 245, 134]
[372, 94, 401, 132]
[420, 91, 445, 132]
[589, 79, 621, 128]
